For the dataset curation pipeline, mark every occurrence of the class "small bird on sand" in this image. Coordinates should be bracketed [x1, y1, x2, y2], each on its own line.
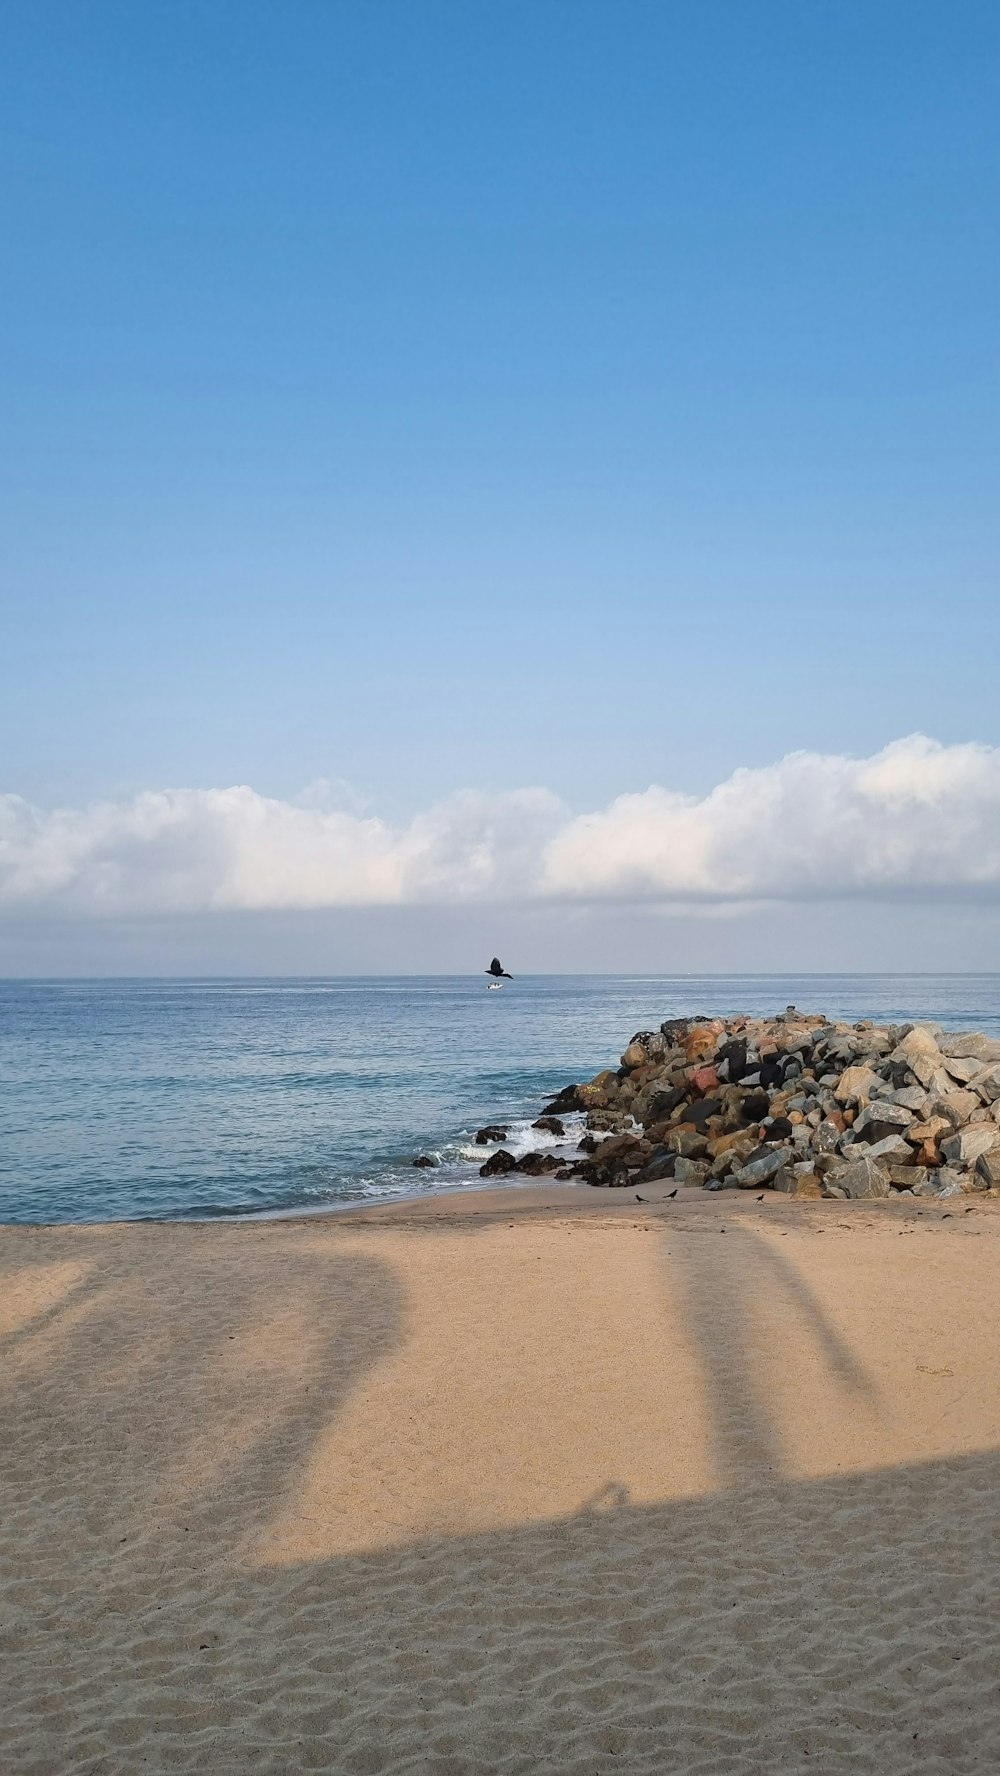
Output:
[485, 956, 512, 979]
[667, 1187, 678, 1198]
[756, 1194, 765, 1201]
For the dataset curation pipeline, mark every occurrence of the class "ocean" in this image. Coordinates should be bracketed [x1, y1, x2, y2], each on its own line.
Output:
[2, 974, 999, 1225]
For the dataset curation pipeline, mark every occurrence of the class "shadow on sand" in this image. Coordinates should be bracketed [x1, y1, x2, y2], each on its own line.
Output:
[2, 1216, 998, 1774]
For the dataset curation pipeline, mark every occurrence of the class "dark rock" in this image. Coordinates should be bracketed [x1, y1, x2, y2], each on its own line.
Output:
[644, 1086, 686, 1124]
[685, 1097, 722, 1130]
[741, 1091, 771, 1124]
[474, 1125, 508, 1145]
[579, 1156, 631, 1187]
[717, 1037, 748, 1080]
[765, 1115, 794, 1140]
[413, 1155, 438, 1168]
[539, 1084, 581, 1114]
[640, 1149, 677, 1182]
[597, 1133, 648, 1165]
[532, 1115, 566, 1136]
[515, 1151, 561, 1175]
[586, 1108, 628, 1132]
[479, 1149, 517, 1178]
[577, 1132, 598, 1153]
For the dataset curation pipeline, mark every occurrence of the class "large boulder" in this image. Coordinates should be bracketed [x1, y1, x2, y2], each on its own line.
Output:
[640, 1150, 677, 1183]
[687, 1064, 720, 1096]
[926, 1090, 980, 1126]
[863, 1134, 913, 1164]
[732, 1145, 795, 1189]
[885, 1086, 928, 1113]
[539, 1085, 581, 1115]
[940, 1125, 1000, 1167]
[833, 1065, 881, 1106]
[479, 1149, 516, 1178]
[772, 1165, 824, 1197]
[673, 1157, 710, 1186]
[664, 1129, 708, 1158]
[941, 1056, 982, 1085]
[905, 1114, 952, 1146]
[596, 1133, 648, 1166]
[621, 1040, 649, 1069]
[642, 1085, 686, 1126]
[969, 1063, 1000, 1105]
[892, 1027, 942, 1062]
[532, 1115, 565, 1136]
[826, 1155, 892, 1199]
[515, 1151, 562, 1175]
[889, 1164, 928, 1191]
[975, 1149, 1000, 1189]
[907, 1053, 955, 1093]
[940, 1033, 1000, 1061]
[681, 1022, 725, 1058]
[853, 1101, 914, 1142]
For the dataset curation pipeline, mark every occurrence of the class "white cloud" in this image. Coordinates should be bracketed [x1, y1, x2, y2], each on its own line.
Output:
[3, 736, 1000, 916]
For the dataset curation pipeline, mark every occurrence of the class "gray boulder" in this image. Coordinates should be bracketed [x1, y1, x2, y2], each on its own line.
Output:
[886, 1085, 929, 1113]
[941, 1056, 982, 1085]
[732, 1145, 795, 1189]
[939, 1125, 1000, 1167]
[673, 1157, 710, 1186]
[940, 1033, 1000, 1061]
[854, 1101, 914, 1142]
[969, 1063, 1000, 1105]
[826, 1155, 892, 1199]
[863, 1134, 913, 1164]
[927, 1090, 980, 1126]
[975, 1149, 1000, 1189]
[889, 1164, 927, 1190]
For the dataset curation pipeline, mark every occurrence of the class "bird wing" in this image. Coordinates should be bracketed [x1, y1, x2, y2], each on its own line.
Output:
[489, 957, 502, 973]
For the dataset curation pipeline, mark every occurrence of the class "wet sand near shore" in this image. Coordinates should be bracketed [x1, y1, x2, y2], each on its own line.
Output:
[4, 1190, 1000, 1773]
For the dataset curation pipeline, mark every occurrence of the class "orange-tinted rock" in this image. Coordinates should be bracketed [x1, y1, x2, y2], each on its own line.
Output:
[620, 1041, 647, 1069]
[708, 1128, 756, 1158]
[680, 1023, 724, 1062]
[687, 1064, 719, 1096]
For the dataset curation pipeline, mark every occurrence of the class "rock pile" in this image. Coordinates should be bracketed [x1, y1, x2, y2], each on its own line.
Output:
[483, 1010, 1000, 1200]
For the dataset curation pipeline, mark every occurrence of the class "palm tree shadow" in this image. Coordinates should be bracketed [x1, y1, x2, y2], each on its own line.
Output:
[661, 1223, 881, 1489]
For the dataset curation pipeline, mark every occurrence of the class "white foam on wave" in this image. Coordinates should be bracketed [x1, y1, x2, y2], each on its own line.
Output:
[453, 1111, 586, 1166]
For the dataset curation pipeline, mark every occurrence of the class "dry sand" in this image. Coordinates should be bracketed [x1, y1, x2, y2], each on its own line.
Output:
[3, 1185, 1000, 1773]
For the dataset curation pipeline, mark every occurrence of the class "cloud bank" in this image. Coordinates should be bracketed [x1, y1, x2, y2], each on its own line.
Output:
[3, 737, 1000, 917]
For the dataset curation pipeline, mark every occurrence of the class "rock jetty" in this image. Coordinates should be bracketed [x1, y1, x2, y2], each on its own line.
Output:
[481, 1009, 1000, 1200]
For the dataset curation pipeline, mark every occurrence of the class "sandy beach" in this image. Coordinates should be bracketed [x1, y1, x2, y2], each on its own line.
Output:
[4, 1185, 1000, 1773]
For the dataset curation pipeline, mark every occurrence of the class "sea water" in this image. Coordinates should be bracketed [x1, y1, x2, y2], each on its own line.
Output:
[2, 975, 999, 1224]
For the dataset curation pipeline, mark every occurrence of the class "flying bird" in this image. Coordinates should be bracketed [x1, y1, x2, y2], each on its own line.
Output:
[485, 957, 513, 979]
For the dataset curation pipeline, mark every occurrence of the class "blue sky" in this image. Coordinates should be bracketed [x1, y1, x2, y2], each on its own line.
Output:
[2, 2, 999, 969]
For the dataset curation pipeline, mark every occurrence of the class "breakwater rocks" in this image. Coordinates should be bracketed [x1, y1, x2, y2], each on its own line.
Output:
[479, 1010, 1000, 1200]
